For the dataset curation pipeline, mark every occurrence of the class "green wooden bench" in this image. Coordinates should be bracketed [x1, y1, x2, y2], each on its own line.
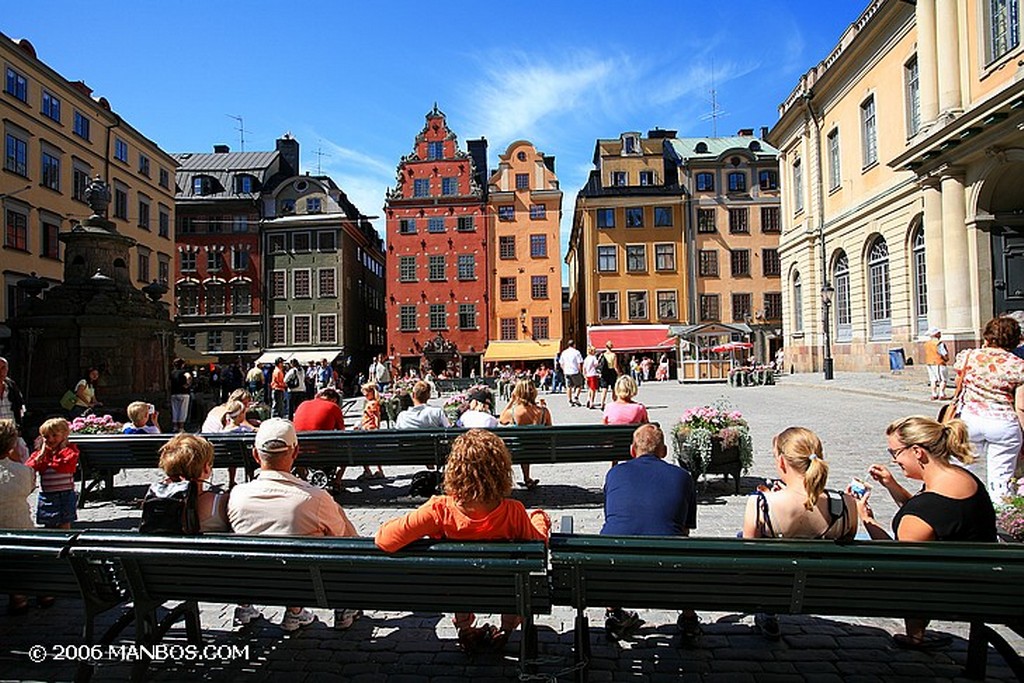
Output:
[73, 426, 637, 499]
[0, 530, 134, 681]
[65, 531, 549, 681]
[71, 433, 253, 508]
[549, 533, 1024, 681]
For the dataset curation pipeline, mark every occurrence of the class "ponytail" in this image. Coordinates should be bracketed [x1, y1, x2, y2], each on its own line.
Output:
[942, 419, 975, 465]
[803, 454, 829, 511]
[886, 415, 976, 466]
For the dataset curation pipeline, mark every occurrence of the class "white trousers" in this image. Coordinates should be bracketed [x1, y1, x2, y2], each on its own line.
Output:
[961, 406, 1022, 501]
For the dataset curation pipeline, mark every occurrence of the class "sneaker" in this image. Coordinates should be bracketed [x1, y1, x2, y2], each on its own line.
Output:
[233, 604, 262, 626]
[677, 613, 702, 645]
[334, 608, 362, 630]
[605, 609, 642, 641]
[754, 612, 781, 640]
[281, 608, 316, 632]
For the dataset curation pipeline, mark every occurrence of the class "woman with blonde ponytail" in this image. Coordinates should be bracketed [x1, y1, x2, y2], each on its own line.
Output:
[857, 415, 996, 649]
[742, 427, 857, 639]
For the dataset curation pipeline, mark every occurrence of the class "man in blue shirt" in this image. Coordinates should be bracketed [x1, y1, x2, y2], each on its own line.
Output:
[601, 424, 700, 643]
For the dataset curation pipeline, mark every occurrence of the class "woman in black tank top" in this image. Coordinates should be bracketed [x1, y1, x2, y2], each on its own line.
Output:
[857, 416, 996, 649]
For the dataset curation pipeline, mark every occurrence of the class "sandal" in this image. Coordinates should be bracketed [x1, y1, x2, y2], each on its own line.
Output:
[457, 624, 489, 654]
[7, 596, 29, 616]
[892, 632, 952, 650]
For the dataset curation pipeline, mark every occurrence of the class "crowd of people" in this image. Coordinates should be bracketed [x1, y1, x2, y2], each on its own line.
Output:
[0, 316, 1020, 655]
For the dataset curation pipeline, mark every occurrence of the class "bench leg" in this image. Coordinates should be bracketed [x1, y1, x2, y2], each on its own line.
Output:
[965, 621, 987, 679]
[519, 614, 538, 676]
[968, 622, 1024, 681]
[573, 608, 590, 683]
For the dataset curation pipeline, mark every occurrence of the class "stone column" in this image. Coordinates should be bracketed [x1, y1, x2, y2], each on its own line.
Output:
[940, 169, 971, 333]
[935, 0, 962, 116]
[916, 0, 939, 127]
[922, 177, 946, 328]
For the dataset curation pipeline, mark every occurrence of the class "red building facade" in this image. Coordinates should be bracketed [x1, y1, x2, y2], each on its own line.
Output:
[385, 106, 489, 377]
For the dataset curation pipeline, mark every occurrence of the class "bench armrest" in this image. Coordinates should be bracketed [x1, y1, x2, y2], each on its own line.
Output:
[560, 515, 574, 534]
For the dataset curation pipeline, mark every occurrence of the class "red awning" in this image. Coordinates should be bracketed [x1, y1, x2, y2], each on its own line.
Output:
[587, 326, 676, 353]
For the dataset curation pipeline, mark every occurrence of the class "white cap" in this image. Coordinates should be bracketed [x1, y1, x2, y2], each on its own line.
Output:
[254, 418, 297, 454]
[927, 326, 941, 337]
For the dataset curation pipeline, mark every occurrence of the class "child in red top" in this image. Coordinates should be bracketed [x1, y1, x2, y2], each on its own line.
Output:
[375, 429, 550, 653]
[26, 417, 79, 528]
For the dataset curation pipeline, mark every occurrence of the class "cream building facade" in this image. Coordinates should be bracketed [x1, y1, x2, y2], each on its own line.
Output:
[1, 34, 176, 344]
[769, 0, 1024, 373]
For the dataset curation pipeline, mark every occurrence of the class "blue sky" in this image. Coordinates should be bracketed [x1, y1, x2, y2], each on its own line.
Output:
[4, 1, 867, 261]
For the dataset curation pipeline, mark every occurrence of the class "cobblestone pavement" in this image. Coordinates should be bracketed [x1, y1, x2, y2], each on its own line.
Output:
[1, 372, 1019, 681]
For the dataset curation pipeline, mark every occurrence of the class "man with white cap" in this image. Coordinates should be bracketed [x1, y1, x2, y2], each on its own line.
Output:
[924, 327, 949, 400]
[227, 418, 360, 631]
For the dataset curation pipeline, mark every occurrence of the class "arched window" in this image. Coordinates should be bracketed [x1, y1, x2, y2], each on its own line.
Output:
[792, 272, 803, 332]
[912, 225, 927, 335]
[833, 251, 852, 342]
[177, 285, 198, 316]
[868, 237, 891, 339]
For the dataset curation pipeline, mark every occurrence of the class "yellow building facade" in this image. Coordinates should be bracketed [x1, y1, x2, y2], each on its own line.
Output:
[769, 0, 1024, 372]
[484, 140, 563, 364]
[566, 131, 687, 358]
[1, 34, 176, 341]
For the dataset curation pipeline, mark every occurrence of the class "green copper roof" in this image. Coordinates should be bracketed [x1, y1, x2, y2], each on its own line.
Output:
[664, 136, 779, 162]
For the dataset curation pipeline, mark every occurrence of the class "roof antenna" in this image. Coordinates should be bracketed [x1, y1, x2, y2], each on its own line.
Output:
[699, 60, 728, 137]
[314, 141, 330, 175]
[226, 114, 247, 152]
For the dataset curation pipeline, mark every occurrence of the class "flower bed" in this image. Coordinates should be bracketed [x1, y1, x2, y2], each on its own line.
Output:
[70, 414, 123, 435]
[998, 479, 1024, 542]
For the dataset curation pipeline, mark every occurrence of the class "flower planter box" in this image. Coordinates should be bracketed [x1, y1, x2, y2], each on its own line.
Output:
[675, 434, 743, 494]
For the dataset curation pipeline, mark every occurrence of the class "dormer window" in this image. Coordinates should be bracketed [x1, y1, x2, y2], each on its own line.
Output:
[193, 175, 215, 196]
[306, 197, 322, 213]
[623, 134, 640, 155]
[749, 141, 762, 152]
[235, 174, 258, 193]
[279, 198, 296, 215]
[695, 142, 709, 154]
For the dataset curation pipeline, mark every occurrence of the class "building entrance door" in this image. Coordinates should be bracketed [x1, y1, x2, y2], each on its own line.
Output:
[992, 225, 1024, 315]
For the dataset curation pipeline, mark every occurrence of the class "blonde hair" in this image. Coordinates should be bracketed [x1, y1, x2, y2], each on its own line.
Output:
[40, 417, 70, 438]
[126, 401, 150, 427]
[886, 415, 975, 465]
[510, 379, 538, 406]
[221, 400, 246, 427]
[773, 427, 829, 511]
[361, 382, 378, 399]
[444, 429, 513, 505]
[0, 419, 18, 456]
[158, 433, 214, 481]
[614, 375, 638, 401]
[228, 388, 251, 403]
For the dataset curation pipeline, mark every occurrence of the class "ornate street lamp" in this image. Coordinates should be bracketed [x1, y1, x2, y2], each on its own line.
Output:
[821, 282, 835, 380]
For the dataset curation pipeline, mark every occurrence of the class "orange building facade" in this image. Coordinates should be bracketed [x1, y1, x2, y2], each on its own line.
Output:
[483, 140, 563, 366]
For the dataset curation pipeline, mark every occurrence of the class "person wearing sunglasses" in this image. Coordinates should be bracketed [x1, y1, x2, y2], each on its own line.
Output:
[857, 415, 996, 650]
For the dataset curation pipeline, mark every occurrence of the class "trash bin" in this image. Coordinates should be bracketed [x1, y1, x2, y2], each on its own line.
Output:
[888, 348, 906, 373]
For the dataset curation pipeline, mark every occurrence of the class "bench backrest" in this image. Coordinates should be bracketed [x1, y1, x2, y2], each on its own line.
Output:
[74, 425, 637, 472]
[69, 531, 551, 617]
[0, 530, 84, 597]
[549, 534, 1024, 623]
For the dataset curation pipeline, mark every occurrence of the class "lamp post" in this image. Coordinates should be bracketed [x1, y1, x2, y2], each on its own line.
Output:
[821, 282, 835, 380]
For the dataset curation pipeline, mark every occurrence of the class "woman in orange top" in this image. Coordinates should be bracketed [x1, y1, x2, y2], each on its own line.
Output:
[375, 429, 550, 653]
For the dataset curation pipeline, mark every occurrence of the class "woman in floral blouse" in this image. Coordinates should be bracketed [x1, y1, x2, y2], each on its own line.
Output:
[953, 316, 1024, 500]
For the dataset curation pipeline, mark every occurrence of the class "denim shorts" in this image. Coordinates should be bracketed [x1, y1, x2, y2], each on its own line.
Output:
[36, 490, 77, 526]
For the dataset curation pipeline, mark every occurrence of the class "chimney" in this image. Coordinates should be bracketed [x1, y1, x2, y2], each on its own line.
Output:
[467, 138, 489, 201]
[543, 155, 556, 173]
[213, 144, 230, 154]
[737, 128, 754, 137]
[760, 126, 769, 139]
[647, 128, 677, 139]
[276, 134, 300, 177]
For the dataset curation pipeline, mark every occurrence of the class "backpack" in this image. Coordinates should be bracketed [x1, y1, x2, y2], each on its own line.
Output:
[139, 479, 201, 535]
[408, 469, 443, 498]
[285, 367, 302, 390]
[597, 353, 609, 373]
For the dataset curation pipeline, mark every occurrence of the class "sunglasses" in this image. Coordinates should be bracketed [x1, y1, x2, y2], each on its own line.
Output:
[887, 445, 914, 460]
